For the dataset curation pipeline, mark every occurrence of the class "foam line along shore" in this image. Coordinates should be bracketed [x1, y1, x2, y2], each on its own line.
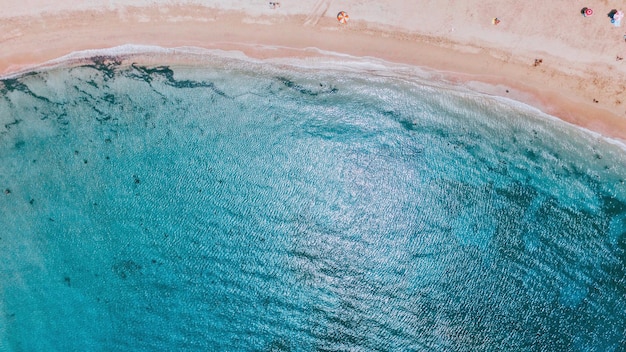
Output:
[1, 2, 626, 140]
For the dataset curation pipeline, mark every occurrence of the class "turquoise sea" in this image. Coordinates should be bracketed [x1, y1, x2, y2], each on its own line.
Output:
[0, 48, 625, 351]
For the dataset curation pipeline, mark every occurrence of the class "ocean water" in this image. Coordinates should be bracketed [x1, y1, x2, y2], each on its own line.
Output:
[0, 51, 625, 351]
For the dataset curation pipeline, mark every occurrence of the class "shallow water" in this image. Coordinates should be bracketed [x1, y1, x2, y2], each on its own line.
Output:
[0, 53, 625, 351]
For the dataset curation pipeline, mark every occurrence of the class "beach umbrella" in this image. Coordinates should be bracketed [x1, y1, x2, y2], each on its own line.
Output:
[337, 11, 349, 24]
[608, 9, 618, 19]
[581, 7, 593, 17]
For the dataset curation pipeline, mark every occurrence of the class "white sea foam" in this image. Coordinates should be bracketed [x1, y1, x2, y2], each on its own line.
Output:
[3, 44, 626, 152]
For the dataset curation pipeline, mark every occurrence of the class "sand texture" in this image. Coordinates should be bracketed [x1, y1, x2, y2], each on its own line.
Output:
[1, 0, 626, 141]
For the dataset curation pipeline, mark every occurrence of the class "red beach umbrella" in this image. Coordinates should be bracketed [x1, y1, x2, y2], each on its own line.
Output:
[337, 11, 349, 24]
[585, 8, 593, 16]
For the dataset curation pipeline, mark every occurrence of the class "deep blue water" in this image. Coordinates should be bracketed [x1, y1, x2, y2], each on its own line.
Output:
[0, 53, 625, 351]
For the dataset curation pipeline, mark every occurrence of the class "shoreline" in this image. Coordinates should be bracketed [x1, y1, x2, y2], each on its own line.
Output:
[2, 5, 626, 142]
[6, 43, 626, 152]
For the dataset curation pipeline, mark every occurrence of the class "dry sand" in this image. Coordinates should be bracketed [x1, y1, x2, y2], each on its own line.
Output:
[1, 1, 626, 142]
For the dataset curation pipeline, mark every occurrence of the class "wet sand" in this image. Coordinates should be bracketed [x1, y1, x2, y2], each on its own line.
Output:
[1, 2, 626, 141]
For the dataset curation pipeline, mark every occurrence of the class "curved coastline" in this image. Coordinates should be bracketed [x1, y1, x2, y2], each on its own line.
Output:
[4, 43, 626, 154]
[1, 5, 626, 143]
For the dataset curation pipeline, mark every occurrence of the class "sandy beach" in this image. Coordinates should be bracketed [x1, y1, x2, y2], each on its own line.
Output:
[2, 0, 626, 142]
[3, 2, 626, 350]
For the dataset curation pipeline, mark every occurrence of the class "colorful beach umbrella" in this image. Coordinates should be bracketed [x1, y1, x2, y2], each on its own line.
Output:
[581, 7, 593, 17]
[337, 11, 349, 24]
